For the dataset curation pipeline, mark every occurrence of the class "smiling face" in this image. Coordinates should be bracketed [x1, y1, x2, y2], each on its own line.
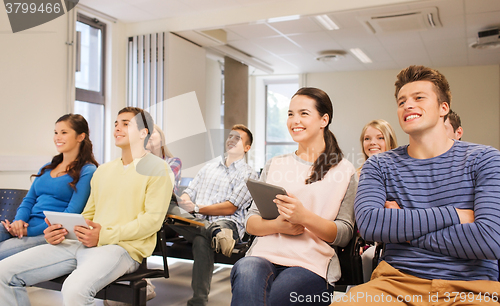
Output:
[114, 112, 133, 148]
[396, 80, 449, 136]
[363, 126, 387, 158]
[54, 120, 84, 155]
[287, 94, 328, 145]
[226, 129, 250, 156]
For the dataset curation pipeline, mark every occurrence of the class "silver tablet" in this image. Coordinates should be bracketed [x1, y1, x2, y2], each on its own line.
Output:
[43, 211, 88, 240]
[246, 178, 286, 220]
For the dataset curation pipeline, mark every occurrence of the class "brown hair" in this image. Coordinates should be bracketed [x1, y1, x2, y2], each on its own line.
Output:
[394, 65, 452, 108]
[32, 114, 99, 190]
[292, 87, 343, 185]
[118, 107, 154, 148]
[360, 119, 398, 161]
[444, 109, 461, 132]
[231, 124, 253, 146]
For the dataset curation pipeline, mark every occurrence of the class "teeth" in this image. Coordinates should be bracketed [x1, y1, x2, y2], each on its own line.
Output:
[293, 128, 305, 132]
[406, 114, 420, 121]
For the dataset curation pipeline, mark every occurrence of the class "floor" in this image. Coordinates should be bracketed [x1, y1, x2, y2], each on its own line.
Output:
[27, 257, 233, 306]
[26, 256, 347, 305]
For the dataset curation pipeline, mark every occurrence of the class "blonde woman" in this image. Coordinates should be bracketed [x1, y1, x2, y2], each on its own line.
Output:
[358, 119, 398, 281]
[358, 119, 398, 177]
[146, 124, 182, 194]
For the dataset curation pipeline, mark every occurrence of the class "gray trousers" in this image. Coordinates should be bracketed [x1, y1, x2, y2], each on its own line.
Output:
[169, 218, 239, 306]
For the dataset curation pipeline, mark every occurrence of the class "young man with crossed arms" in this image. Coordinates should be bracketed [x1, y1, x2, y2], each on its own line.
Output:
[337, 66, 500, 305]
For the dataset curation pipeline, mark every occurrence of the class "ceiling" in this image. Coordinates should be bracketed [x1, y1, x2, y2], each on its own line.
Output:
[79, 0, 500, 74]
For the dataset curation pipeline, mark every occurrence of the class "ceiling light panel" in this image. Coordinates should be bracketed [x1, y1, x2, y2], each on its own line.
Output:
[267, 15, 300, 23]
[350, 48, 372, 63]
[314, 15, 340, 30]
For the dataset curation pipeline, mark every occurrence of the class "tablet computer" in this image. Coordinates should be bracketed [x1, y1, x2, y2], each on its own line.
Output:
[246, 178, 286, 220]
[43, 211, 88, 240]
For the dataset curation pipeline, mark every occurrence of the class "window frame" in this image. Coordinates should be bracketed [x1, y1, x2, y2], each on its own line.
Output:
[75, 13, 106, 105]
[264, 80, 299, 159]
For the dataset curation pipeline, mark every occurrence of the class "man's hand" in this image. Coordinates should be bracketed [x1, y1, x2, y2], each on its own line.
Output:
[44, 218, 67, 245]
[178, 199, 196, 213]
[272, 215, 305, 236]
[385, 201, 401, 209]
[456, 208, 474, 224]
[2, 220, 29, 238]
[74, 220, 101, 247]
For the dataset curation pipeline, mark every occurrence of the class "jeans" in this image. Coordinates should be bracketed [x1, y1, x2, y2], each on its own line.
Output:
[0, 234, 47, 261]
[0, 240, 139, 306]
[170, 219, 239, 306]
[230, 256, 334, 306]
[0, 226, 12, 242]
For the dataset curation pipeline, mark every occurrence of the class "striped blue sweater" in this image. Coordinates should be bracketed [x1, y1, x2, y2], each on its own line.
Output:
[355, 141, 500, 281]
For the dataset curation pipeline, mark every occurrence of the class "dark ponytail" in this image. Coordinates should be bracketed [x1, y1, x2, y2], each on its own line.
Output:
[31, 114, 99, 190]
[292, 87, 343, 184]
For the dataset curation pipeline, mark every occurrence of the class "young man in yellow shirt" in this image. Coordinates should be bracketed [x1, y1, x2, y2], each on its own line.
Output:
[0, 107, 172, 305]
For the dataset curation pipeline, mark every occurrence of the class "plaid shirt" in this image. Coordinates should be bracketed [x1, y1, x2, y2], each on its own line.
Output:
[166, 157, 182, 195]
[183, 156, 257, 239]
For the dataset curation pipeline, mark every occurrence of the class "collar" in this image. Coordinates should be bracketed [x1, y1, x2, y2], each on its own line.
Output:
[218, 155, 246, 169]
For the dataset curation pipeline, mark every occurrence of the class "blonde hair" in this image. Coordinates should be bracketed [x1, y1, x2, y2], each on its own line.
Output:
[154, 124, 174, 159]
[360, 119, 398, 161]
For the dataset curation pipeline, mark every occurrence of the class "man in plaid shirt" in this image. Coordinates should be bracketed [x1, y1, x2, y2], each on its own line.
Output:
[172, 124, 258, 306]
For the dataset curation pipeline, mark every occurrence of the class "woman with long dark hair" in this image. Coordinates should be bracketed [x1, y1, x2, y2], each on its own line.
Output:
[0, 114, 98, 260]
[231, 87, 357, 305]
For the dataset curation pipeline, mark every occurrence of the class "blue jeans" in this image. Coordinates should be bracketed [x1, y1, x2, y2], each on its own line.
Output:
[170, 219, 239, 306]
[0, 226, 12, 242]
[231, 256, 334, 306]
[0, 234, 47, 261]
[0, 240, 139, 306]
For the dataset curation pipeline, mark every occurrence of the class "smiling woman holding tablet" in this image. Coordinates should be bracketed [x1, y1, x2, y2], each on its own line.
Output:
[0, 114, 97, 260]
[231, 88, 357, 306]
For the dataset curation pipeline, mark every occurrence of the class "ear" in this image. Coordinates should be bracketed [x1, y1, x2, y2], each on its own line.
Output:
[77, 133, 85, 143]
[321, 113, 329, 129]
[455, 127, 463, 140]
[140, 128, 148, 139]
[439, 102, 450, 118]
[243, 144, 251, 153]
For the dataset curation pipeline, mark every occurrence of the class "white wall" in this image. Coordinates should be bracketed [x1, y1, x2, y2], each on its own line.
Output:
[163, 33, 208, 178]
[305, 65, 500, 168]
[0, 11, 69, 189]
[0, 9, 128, 189]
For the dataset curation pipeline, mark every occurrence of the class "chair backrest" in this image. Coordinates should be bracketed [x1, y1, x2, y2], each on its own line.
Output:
[0, 189, 28, 221]
[335, 226, 364, 289]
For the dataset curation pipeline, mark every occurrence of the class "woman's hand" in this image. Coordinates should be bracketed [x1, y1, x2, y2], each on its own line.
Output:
[10, 220, 28, 238]
[275, 193, 310, 225]
[1, 219, 15, 237]
[272, 215, 305, 236]
[44, 218, 67, 245]
[2, 220, 29, 238]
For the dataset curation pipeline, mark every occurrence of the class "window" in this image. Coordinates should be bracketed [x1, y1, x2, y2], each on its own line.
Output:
[75, 14, 106, 164]
[265, 81, 299, 160]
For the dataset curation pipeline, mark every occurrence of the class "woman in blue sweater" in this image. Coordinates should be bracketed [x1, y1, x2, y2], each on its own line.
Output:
[0, 114, 98, 260]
